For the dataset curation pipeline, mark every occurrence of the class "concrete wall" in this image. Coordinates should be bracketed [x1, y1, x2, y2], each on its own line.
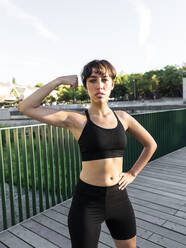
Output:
[0, 109, 11, 119]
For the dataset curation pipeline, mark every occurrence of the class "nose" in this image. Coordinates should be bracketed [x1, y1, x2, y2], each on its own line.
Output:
[96, 79, 104, 89]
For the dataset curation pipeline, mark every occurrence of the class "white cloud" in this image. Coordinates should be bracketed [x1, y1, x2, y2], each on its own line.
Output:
[0, 0, 58, 42]
[129, 0, 152, 46]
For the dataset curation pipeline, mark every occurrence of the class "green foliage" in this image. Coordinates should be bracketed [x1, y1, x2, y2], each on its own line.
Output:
[157, 65, 183, 97]
[35, 83, 44, 87]
[57, 85, 89, 103]
[76, 86, 89, 102]
[110, 83, 127, 100]
[114, 64, 183, 99]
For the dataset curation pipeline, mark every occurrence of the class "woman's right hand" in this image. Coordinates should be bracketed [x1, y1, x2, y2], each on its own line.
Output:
[54, 75, 78, 88]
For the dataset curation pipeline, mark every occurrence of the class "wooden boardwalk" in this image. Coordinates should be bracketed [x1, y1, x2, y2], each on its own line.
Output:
[0, 147, 186, 248]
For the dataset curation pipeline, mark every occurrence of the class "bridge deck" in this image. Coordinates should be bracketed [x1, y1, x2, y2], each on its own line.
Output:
[0, 147, 186, 248]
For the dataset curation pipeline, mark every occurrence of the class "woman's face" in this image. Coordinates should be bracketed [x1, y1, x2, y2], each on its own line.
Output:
[86, 68, 115, 103]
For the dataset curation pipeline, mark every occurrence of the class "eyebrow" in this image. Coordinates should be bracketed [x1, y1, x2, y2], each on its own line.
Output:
[88, 75, 108, 78]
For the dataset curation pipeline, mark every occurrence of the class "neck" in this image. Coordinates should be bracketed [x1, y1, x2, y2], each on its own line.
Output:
[89, 101, 111, 115]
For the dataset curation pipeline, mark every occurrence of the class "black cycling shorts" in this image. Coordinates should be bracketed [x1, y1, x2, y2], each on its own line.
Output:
[68, 178, 136, 248]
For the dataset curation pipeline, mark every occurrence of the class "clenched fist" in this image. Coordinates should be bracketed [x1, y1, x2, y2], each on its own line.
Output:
[54, 75, 78, 89]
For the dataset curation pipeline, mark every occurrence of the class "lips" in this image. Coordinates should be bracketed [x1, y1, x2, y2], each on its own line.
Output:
[95, 92, 105, 97]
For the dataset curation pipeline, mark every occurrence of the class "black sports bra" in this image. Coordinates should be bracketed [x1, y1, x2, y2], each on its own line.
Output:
[78, 109, 127, 161]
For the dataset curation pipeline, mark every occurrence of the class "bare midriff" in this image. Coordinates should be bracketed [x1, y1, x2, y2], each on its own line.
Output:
[79, 157, 123, 186]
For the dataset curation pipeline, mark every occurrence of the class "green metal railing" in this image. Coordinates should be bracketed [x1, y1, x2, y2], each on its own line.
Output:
[0, 109, 186, 231]
[124, 109, 186, 171]
[0, 125, 81, 231]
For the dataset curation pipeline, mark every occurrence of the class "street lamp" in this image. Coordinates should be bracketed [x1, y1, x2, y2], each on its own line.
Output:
[133, 79, 136, 100]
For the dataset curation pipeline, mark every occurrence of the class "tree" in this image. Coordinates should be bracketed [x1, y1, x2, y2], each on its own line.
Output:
[158, 65, 182, 97]
[76, 86, 89, 102]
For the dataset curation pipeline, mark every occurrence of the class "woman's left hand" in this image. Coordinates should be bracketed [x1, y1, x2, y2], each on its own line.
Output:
[118, 172, 136, 190]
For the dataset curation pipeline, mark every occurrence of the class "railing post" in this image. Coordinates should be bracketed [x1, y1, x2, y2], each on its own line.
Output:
[0, 130, 8, 229]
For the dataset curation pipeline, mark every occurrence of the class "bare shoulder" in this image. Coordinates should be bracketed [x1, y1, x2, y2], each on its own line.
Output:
[115, 110, 157, 147]
[114, 110, 131, 131]
[67, 110, 86, 128]
[115, 110, 143, 131]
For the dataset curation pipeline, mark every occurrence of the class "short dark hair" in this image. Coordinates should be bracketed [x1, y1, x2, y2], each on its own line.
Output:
[81, 59, 116, 88]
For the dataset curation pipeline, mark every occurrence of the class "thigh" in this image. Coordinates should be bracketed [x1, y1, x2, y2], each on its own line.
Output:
[68, 192, 105, 248]
[105, 188, 136, 240]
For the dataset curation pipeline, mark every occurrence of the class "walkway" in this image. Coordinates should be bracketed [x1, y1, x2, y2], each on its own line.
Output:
[0, 147, 186, 248]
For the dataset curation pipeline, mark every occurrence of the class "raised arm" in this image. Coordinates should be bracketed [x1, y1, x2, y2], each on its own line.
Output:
[17, 75, 79, 128]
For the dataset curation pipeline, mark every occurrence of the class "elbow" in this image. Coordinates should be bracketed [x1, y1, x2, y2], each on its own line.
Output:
[149, 140, 157, 153]
[153, 141, 158, 152]
[144, 140, 157, 153]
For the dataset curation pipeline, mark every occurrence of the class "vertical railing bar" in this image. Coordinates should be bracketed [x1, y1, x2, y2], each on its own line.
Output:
[71, 135, 77, 187]
[0, 130, 8, 229]
[54, 127, 62, 203]
[64, 128, 72, 198]
[59, 128, 68, 201]
[21, 127, 30, 218]
[35, 126, 44, 212]
[74, 138, 81, 178]
[13, 129, 23, 222]
[28, 127, 37, 215]
[41, 125, 50, 209]
[5, 129, 15, 226]
[48, 125, 56, 205]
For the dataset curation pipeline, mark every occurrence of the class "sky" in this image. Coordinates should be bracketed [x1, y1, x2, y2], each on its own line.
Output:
[0, 0, 186, 86]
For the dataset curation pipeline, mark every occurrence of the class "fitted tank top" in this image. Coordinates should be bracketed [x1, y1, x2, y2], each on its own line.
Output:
[78, 109, 127, 161]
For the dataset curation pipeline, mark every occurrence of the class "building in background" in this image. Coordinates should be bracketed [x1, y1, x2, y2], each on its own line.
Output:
[0, 81, 37, 105]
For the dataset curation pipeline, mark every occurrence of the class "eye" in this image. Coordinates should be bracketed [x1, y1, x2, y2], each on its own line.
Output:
[89, 79, 97, 83]
[102, 78, 109, 82]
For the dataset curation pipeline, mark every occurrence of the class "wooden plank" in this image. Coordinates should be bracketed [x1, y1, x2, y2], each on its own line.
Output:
[130, 197, 177, 215]
[0, 231, 32, 248]
[175, 210, 186, 219]
[144, 165, 186, 174]
[99, 229, 115, 247]
[135, 175, 186, 190]
[22, 219, 71, 248]
[127, 188, 184, 210]
[136, 219, 186, 245]
[132, 177, 186, 196]
[139, 171, 186, 184]
[0, 242, 9, 248]
[32, 213, 70, 238]
[135, 210, 166, 225]
[129, 183, 186, 200]
[149, 233, 186, 248]
[133, 203, 186, 226]
[51, 204, 69, 216]
[43, 210, 67, 225]
[137, 236, 165, 248]
[162, 221, 186, 235]
[60, 199, 72, 208]
[8, 225, 58, 248]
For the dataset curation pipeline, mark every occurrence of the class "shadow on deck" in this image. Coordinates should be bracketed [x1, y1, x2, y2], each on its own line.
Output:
[0, 147, 186, 248]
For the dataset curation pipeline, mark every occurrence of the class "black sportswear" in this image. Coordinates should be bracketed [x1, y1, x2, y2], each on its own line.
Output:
[78, 109, 127, 161]
[68, 178, 136, 247]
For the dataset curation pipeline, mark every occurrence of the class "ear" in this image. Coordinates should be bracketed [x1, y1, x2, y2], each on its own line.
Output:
[111, 80, 115, 90]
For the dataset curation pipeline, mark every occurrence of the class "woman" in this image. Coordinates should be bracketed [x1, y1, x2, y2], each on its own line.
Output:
[18, 59, 157, 248]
